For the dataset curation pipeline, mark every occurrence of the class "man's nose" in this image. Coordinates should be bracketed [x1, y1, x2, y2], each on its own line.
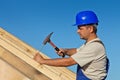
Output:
[77, 29, 80, 33]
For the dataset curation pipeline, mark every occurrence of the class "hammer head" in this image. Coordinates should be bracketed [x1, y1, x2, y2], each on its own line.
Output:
[43, 32, 53, 45]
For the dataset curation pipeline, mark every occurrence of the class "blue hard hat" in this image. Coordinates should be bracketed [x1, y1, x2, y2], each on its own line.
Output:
[73, 11, 99, 26]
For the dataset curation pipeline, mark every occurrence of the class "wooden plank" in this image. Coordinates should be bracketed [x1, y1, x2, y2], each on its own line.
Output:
[0, 27, 76, 80]
[0, 28, 36, 58]
[0, 46, 51, 80]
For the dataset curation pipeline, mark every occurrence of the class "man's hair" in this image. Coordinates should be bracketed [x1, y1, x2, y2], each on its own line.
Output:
[92, 23, 98, 34]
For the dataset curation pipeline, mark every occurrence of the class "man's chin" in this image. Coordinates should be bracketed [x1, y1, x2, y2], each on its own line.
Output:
[80, 37, 85, 40]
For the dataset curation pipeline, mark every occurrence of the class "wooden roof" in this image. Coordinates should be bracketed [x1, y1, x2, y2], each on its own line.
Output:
[0, 27, 76, 80]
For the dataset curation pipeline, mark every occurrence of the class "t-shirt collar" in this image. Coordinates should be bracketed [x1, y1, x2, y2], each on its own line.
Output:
[85, 38, 100, 45]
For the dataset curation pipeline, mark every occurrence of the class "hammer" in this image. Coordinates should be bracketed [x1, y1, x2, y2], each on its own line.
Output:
[43, 32, 65, 57]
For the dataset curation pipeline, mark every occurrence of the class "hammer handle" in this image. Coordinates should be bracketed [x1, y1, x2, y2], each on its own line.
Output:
[49, 41, 65, 57]
[54, 47, 60, 51]
[55, 47, 65, 57]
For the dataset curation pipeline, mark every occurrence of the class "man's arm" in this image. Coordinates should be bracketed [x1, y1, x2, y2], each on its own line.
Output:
[34, 53, 77, 67]
[57, 48, 77, 56]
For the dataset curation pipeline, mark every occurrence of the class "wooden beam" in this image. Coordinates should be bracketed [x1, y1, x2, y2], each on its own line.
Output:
[0, 46, 50, 80]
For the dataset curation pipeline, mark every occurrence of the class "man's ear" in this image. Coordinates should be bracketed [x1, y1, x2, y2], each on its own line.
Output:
[89, 26, 94, 33]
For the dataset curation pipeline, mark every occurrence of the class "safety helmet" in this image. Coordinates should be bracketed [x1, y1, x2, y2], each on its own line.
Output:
[73, 11, 99, 26]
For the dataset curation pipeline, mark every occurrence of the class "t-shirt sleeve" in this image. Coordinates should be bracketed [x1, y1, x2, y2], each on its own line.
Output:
[71, 43, 100, 67]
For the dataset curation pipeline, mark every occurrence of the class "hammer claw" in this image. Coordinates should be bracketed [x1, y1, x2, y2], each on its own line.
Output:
[43, 32, 53, 45]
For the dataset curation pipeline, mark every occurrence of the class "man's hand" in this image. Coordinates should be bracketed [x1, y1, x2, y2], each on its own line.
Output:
[33, 51, 44, 64]
[56, 48, 66, 57]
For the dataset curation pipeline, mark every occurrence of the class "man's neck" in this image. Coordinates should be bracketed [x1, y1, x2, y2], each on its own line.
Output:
[86, 34, 97, 43]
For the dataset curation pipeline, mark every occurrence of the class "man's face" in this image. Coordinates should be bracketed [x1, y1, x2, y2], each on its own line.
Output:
[77, 25, 91, 40]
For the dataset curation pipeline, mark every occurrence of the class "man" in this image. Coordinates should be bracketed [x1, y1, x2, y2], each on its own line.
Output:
[34, 11, 109, 80]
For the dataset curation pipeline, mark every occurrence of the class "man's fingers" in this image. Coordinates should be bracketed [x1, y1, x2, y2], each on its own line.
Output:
[55, 48, 65, 56]
[34, 50, 40, 59]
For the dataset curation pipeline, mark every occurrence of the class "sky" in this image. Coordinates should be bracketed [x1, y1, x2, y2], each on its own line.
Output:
[0, 0, 120, 80]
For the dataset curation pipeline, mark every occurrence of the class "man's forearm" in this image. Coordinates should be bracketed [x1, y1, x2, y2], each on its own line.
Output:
[64, 48, 77, 56]
[41, 57, 76, 67]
